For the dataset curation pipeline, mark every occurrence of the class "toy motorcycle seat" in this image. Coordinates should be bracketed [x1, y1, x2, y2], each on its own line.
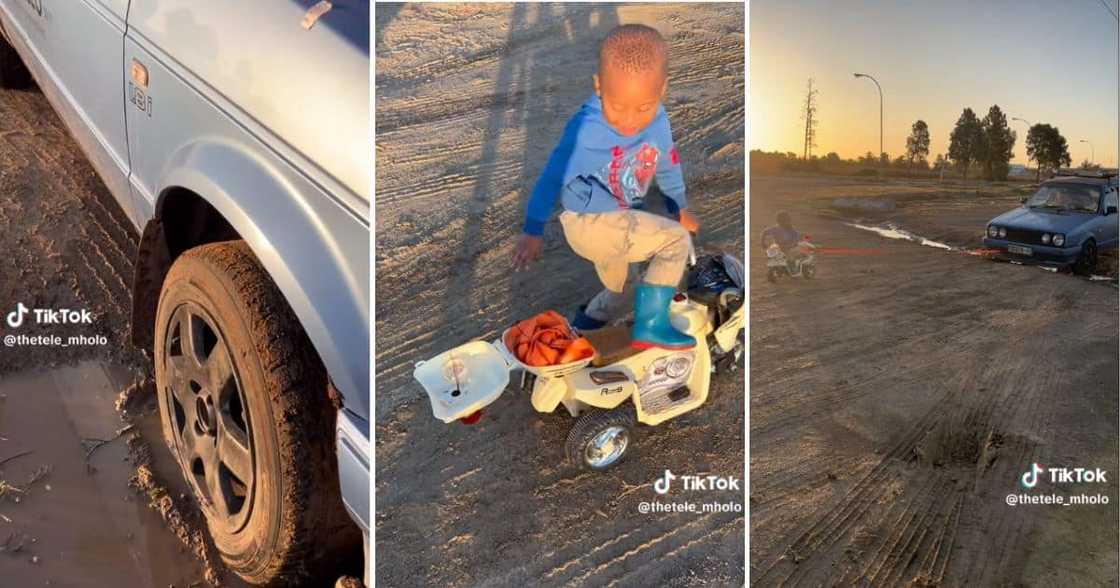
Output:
[582, 324, 642, 367]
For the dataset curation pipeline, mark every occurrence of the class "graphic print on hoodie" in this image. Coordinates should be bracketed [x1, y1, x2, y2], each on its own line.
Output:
[522, 95, 687, 237]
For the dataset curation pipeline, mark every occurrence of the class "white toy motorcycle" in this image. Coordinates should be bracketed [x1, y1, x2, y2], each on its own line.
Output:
[414, 253, 744, 470]
[765, 237, 817, 282]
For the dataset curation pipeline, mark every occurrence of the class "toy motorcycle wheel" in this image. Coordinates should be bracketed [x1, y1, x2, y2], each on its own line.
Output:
[566, 407, 636, 471]
[766, 268, 780, 283]
[713, 331, 745, 373]
[803, 264, 816, 279]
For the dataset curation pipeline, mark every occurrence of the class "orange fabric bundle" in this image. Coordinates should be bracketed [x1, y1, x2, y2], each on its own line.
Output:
[504, 310, 596, 367]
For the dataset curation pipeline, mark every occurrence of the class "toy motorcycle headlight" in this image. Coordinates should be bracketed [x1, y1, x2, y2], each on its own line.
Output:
[987, 225, 999, 238]
[1052, 234, 1065, 246]
[666, 356, 692, 378]
[442, 358, 469, 387]
[1041, 233, 1051, 244]
[997, 227, 1007, 238]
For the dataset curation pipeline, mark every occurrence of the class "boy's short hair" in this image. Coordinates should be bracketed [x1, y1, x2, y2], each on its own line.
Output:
[599, 24, 668, 79]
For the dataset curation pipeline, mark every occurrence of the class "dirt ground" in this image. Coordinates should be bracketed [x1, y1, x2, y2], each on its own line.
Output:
[0, 75, 240, 586]
[375, 3, 744, 586]
[749, 174, 1119, 586]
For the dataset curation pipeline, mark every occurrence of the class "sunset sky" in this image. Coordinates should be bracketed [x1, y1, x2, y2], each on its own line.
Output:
[750, 0, 1119, 166]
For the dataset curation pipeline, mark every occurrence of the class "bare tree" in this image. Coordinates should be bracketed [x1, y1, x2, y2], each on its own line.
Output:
[801, 78, 819, 160]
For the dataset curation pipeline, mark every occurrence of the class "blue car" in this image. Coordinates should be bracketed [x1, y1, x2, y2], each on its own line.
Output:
[983, 173, 1119, 274]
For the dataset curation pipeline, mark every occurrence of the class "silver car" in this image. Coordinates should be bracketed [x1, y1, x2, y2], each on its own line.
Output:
[1, 1, 370, 585]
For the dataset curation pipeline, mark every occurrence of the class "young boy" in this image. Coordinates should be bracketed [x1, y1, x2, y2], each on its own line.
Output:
[760, 211, 800, 251]
[760, 211, 806, 269]
[511, 24, 699, 350]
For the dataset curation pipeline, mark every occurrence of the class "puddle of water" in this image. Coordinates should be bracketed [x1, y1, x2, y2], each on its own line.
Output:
[919, 238, 953, 251]
[845, 222, 958, 251]
[0, 361, 208, 587]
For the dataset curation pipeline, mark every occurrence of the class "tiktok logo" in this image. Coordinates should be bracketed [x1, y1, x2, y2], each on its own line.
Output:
[654, 469, 677, 494]
[1021, 463, 1044, 489]
[6, 303, 29, 328]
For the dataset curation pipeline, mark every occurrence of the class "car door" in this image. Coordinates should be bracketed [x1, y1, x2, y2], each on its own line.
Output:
[1101, 186, 1119, 250]
[0, 0, 134, 223]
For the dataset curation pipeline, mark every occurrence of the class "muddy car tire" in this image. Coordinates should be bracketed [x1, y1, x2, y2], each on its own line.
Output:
[0, 35, 32, 89]
[1073, 240, 1098, 276]
[566, 407, 636, 471]
[154, 240, 360, 586]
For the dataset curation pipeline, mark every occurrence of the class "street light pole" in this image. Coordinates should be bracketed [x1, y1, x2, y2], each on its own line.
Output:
[1080, 139, 1095, 165]
[853, 73, 883, 166]
[1011, 117, 1035, 180]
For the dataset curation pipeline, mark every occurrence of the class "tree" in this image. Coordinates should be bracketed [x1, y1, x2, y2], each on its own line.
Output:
[1080, 159, 1101, 171]
[801, 79, 819, 160]
[879, 152, 890, 167]
[824, 151, 842, 164]
[948, 108, 984, 178]
[980, 105, 1016, 181]
[906, 120, 931, 173]
[859, 151, 877, 165]
[1025, 124, 1071, 180]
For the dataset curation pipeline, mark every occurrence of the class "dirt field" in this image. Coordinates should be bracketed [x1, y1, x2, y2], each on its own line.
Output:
[749, 174, 1119, 586]
[1, 76, 238, 586]
[375, 4, 744, 586]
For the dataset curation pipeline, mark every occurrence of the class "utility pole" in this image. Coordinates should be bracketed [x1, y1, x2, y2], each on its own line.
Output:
[1011, 117, 1034, 180]
[801, 78, 818, 161]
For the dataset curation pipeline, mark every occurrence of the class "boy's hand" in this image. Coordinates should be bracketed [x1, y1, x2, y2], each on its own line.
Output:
[512, 234, 543, 270]
[679, 209, 701, 234]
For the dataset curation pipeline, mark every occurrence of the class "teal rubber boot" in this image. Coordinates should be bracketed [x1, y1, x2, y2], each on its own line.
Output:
[631, 284, 696, 350]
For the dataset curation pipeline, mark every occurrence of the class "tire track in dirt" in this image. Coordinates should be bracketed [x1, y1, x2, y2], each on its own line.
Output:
[1, 85, 145, 375]
[756, 277, 1059, 585]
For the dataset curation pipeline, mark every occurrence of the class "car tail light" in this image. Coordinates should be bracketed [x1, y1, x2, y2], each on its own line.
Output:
[460, 409, 483, 425]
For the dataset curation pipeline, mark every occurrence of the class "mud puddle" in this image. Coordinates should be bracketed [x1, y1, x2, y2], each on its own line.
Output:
[845, 221, 962, 252]
[0, 361, 212, 586]
[2, 75, 238, 585]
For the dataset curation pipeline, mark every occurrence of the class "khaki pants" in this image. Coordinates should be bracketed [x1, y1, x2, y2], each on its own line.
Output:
[559, 209, 691, 321]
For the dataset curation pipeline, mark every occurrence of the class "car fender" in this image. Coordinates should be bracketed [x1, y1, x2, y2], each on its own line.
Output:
[149, 138, 369, 420]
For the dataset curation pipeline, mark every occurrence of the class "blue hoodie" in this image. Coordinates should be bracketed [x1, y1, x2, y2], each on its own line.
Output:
[522, 95, 687, 236]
